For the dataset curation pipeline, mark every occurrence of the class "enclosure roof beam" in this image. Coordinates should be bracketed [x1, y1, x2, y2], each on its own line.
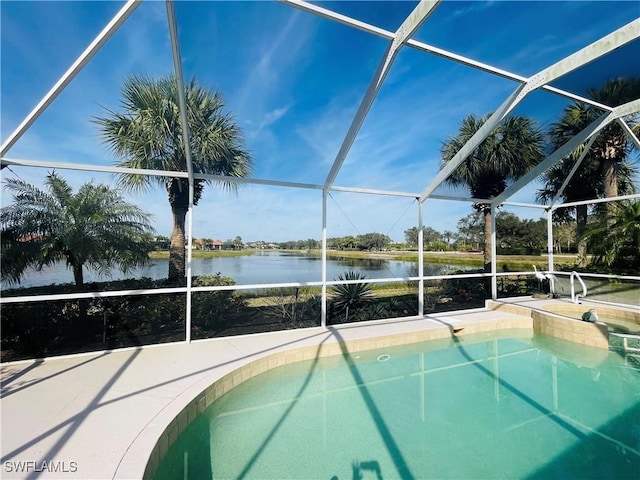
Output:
[322, 0, 441, 190]
[418, 84, 526, 202]
[554, 192, 640, 210]
[329, 186, 420, 198]
[281, 0, 616, 112]
[1, 157, 191, 179]
[428, 194, 492, 204]
[526, 19, 639, 90]
[0, 0, 142, 157]
[0, 157, 323, 190]
[502, 201, 548, 210]
[329, 185, 498, 203]
[549, 135, 598, 208]
[279, 0, 390, 38]
[166, 0, 195, 188]
[418, 19, 640, 203]
[617, 118, 640, 150]
[492, 99, 640, 206]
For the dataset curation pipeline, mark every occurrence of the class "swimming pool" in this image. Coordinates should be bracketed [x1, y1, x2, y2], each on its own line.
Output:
[153, 331, 639, 479]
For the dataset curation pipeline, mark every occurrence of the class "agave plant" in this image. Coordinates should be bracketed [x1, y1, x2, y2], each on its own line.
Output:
[330, 271, 374, 323]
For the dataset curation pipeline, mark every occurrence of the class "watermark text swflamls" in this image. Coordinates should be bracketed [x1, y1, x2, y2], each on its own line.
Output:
[4, 460, 78, 473]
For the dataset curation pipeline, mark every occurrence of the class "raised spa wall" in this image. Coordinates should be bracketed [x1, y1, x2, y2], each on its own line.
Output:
[486, 300, 610, 349]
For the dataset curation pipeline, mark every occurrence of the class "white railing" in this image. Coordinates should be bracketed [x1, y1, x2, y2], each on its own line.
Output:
[609, 333, 640, 353]
[570, 271, 588, 303]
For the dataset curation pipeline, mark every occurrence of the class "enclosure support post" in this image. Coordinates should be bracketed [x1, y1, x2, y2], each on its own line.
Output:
[490, 204, 498, 300]
[547, 209, 554, 273]
[321, 189, 328, 328]
[418, 200, 424, 316]
[167, 0, 194, 343]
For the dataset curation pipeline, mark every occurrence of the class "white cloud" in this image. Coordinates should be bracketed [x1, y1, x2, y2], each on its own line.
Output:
[451, 1, 495, 18]
[262, 105, 290, 127]
[234, 10, 310, 115]
[248, 104, 293, 142]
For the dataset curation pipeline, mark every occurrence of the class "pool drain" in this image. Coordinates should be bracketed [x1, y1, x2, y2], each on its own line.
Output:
[377, 354, 391, 362]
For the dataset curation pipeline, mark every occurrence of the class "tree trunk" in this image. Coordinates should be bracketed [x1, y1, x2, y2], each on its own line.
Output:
[169, 205, 188, 281]
[602, 157, 619, 222]
[71, 261, 89, 342]
[483, 206, 492, 273]
[576, 204, 588, 267]
[72, 263, 84, 288]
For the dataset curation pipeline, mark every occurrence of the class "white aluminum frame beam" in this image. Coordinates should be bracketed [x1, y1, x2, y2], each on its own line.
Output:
[549, 135, 597, 207]
[0, 156, 518, 203]
[418, 201, 424, 316]
[617, 118, 640, 150]
[1, 157, 190, 179]
[526, 19, 639, 90]
[547, 210, 554, 272]
[555, 192, 640, 210]
[492, 99, 640, 205]
[0, 0, 142, 157]
[323, 0, 441, 189]
[490, 204, 497, 299]
[419, 18, 640, 203]
[502, 201, 548, 210]
[279, 0, 390, 38]
[0, 156, 323, 190]
[166, 0, 196, 342]
[419, 83, 527, 201]
[281, 0, 617, 112]
[329, 186, 419, 198]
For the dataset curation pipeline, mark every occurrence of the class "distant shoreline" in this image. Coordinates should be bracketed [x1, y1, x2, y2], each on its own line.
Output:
[150, 249, 578, 270]
[149, 250, 253, 259]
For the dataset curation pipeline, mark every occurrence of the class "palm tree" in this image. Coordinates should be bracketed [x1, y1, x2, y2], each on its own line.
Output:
[536, 155, 637, 263]
[443, 230, 455, 248]
[583, 201, 640, 272]
[1, 172, 154, 288]
[549, 78, 640, 203]
[538, 77, 639, 264]
[441, 114, 545, 271]
[95, 74, 253, 281]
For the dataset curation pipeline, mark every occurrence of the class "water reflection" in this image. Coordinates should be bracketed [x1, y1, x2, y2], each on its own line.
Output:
[154, 334, 639, 480]
[4, 251, 470, 289]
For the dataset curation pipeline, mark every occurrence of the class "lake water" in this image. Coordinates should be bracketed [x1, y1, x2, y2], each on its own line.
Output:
[4, 251, 467, 288]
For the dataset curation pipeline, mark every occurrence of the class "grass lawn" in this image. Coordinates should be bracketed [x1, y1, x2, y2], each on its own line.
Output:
[307, 249, 578, 271]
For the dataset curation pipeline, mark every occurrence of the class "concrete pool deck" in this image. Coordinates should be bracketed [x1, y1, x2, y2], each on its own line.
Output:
[0, 297, 634, 479]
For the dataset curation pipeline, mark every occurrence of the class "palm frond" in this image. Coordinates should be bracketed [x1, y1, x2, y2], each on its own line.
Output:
[2, 174, 155, 286]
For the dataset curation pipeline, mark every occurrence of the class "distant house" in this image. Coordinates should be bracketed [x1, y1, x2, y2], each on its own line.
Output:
[154, 237, 169, 250]
[17, 234, 45, 243]
[191, 238, 224, 250]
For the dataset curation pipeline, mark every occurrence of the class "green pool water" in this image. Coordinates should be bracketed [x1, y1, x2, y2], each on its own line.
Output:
[154, 331, 640, 479]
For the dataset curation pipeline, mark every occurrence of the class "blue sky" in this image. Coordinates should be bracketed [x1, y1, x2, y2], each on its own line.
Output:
[1, 1, 639, 243]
